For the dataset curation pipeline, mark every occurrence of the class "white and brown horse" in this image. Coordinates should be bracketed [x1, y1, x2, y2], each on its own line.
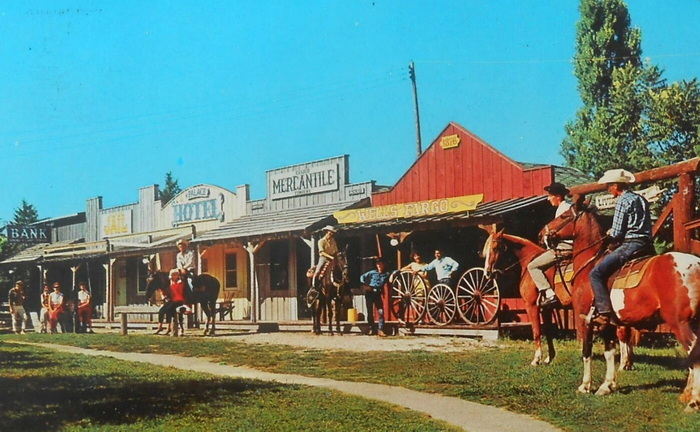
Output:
[552, 196, 700, 411]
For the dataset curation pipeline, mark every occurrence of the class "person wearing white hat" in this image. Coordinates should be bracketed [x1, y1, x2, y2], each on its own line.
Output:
[312, 226, 339, 288]
[589, 168, 652, 327]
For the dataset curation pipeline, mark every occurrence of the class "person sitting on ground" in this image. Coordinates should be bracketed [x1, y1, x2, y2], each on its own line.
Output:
[589, 169, 652, 327]
[312, 226, 339, 289]
[39, 283, 51, 333]
[48, 282, 65, 334]
[9, 281, 27, 334]
[360, 258, 391, 337]
[527, 182, 573, 309]
[76, 282, 94, 334]
[422, 249, 459, 285]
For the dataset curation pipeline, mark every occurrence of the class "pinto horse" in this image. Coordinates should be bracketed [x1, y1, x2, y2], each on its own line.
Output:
[145, 271, 221, 336]
[482, 227, 565, 365]
[551, 196, 700, 410]
[306, 250, 351, 335]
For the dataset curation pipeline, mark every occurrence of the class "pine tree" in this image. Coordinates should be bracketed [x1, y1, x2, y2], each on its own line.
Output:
[13, 199, 39, 225]
[160, 171, 182, 204]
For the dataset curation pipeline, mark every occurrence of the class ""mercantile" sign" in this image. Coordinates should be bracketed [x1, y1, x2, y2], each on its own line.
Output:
[269, 160, 340, 200]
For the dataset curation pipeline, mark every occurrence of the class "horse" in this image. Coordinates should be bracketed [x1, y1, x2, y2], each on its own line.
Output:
[550, 195, 700, 410]
[145, 271, 221, 336]
[481, 226, 564, 366]
[482, 224, 638, 370]
[306, 250, 351, 335]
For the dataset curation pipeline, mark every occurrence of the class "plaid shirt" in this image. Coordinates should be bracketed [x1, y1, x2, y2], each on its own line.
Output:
[610, 190, 651, 240]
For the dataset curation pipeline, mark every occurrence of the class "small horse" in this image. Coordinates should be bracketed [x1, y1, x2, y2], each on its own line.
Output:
[552, 195, 700, 410]
[481, 227, 563, 365]
[306, 250, 351, 335]
[145, 271, 221, 336]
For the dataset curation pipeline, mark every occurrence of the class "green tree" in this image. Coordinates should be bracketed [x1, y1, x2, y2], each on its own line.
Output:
[160, 171, 182, 204]
[13, 199, 39, 224]
[562, 0, 700, 177]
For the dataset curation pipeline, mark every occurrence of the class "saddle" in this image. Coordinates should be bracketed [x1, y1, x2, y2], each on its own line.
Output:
[552, 259, 574, 306]
[610, 255, 658, 290]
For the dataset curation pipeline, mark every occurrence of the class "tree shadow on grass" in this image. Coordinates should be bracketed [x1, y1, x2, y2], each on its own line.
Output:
[0, 349, 56, 370]
[618, 377, 687, 394]
[0, 372, 285, 430]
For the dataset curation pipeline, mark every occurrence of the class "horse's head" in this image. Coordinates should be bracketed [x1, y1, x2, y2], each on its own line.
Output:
[539, 194, 602, 249]
[482, 228, 506, 278]
[336, 248, 350, 285]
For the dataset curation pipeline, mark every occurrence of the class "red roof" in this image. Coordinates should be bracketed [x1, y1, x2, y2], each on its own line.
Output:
[372, 122, 555, 206]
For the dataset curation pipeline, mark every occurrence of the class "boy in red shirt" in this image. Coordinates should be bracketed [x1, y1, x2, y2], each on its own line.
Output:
[167, 269, 187, 336]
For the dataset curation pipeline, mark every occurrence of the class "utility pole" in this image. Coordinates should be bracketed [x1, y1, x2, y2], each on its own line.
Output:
[408, 61, 422, 158]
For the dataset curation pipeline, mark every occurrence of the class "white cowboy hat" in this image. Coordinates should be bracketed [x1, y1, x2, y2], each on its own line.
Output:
[322, 225, 337, 233]
[176, 238, 189, 246]
[597, 169, 636, 184]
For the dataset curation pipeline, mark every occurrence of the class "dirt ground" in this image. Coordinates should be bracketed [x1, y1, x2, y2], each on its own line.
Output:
[215, 331, 500, 352]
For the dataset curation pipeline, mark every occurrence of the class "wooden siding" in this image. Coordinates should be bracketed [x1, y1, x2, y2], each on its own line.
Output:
[373, 122, 555, 206]
[260, 297, 298, 321]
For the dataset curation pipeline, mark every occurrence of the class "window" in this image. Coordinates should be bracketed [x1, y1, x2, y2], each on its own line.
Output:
[269, 241, 289, 291]
[225, 253, 238, 289]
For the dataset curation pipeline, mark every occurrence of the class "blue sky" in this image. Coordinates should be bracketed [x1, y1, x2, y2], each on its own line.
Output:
[1, 0, 699, 223]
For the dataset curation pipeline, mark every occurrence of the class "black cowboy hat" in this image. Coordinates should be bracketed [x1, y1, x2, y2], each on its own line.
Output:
[544, 182, 570, 197]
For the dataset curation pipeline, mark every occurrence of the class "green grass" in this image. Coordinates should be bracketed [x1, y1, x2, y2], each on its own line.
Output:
[0, 342, 459, 431]
[4, 333, 700, 432]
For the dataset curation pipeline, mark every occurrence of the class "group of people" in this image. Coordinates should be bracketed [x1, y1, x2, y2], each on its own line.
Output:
[528, 168, 652, 327]
[313, 225, 461, 337]
[8, 280, 94, 334]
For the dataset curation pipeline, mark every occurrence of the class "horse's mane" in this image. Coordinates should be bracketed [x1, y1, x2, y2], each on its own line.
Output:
[501, 233, 542, 251]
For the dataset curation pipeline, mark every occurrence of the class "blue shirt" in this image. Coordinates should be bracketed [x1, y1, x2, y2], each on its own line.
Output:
[423, 257, 459, 280]
[360, 269, 390, 289]
[610, 190, 652, 241]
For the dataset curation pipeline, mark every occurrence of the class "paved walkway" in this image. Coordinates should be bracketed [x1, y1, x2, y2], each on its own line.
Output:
[15, 342, 562, 432]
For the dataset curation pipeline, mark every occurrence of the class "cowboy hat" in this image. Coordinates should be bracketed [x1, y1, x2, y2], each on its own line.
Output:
[543, 182, 570, 196]
[322, 225, 337, 233]
[176, 238, 189, 246]
[597, 169, 636, 184]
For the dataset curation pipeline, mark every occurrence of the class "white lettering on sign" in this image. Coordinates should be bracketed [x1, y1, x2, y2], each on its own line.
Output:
[7, 225, 50, 243]
[594, 185, 666, 210]
[186, 187, 211, 200]
[269, 162, 340, 200]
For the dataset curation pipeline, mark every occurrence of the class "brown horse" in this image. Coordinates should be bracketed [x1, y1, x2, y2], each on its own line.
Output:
[482, 227, 564, 365]
[551, 196, 700, 410]
[306, 250, 351, 335]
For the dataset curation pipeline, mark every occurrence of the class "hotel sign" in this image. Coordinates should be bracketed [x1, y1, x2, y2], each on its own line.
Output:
[100, 210, 132, 238]
[270, 160, 339, 200]
[334, 194, 484, 224]
[6, 225, 51, 244]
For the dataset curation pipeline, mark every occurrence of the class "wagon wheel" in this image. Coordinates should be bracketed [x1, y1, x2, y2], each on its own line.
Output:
[426, 283, 457, 326]
[389, 271, 428, 324]
[456, 267, 500, 325]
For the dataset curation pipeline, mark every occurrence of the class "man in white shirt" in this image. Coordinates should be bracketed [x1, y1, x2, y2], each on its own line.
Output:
[176, 239, 197, 295]
[527, 182, 572, 309]
[423, 249, 460, 285]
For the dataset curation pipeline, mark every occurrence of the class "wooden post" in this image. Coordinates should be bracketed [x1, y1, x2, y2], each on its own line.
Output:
[245, 242, 258, 323]
[674, 173, 695, 252]
[120, 313, 128, 335]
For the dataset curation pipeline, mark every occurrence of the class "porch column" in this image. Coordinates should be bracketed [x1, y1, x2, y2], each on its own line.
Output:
[70, 264, 81, 291]
[674, 172, 695, 253]
[245, 242, 259, 323]
[105, 259, 116, 321]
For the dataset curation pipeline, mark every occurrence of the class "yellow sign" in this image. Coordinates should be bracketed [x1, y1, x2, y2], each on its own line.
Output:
[440, 134, 461, 149]
[334, 194, 484, 224]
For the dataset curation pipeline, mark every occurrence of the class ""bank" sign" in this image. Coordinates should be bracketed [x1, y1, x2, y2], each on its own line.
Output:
[6, 225, 51, 244]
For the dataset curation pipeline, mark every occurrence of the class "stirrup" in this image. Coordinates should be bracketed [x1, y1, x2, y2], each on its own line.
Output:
[306, 288, 319, 306]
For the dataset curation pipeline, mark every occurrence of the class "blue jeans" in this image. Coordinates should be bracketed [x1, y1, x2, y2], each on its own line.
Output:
[590, 238, 649, 314]
[365, 289, 384, 332]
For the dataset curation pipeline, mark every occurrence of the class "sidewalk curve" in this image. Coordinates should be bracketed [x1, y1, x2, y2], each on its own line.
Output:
[14, 342, 562, 432]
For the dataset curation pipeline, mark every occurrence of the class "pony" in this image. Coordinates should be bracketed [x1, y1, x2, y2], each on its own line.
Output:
[306, 250, 351, 335]
[482, 224, 638, 369]
[551, 195, 700, 410]
[145, 269, 221, 336]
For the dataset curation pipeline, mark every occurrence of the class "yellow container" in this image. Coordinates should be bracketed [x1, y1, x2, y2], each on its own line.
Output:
[347, 308, 358, 323]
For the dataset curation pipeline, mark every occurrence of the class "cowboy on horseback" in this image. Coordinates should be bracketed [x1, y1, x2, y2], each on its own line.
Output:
[176, 238, 197, 297]
[528, 182, 572, 309]
[590, 169, 652, 327]
[312, 225, 339, 289]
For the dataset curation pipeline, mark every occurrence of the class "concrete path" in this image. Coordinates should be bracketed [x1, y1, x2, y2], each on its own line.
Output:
[15, 342, 562, 432]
